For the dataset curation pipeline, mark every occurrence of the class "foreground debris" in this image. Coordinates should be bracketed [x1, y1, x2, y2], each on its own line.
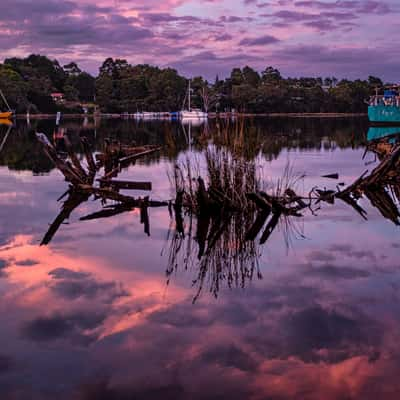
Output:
[36, 132, 165, 244]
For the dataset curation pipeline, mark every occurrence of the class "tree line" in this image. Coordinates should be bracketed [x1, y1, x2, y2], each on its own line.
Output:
[0, 54, 387, 114]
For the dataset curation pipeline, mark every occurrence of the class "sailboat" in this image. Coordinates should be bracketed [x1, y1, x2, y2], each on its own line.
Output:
[0, 88, 13, 120]
[180, 80, 208, 120]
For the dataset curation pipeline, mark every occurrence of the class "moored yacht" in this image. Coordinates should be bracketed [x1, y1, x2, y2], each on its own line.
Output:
[180, 80, 208, 120]
[181, 109, 208, 119]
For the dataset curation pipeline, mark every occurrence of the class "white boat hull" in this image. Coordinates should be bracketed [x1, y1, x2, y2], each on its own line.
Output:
[180, 110, 208, 119]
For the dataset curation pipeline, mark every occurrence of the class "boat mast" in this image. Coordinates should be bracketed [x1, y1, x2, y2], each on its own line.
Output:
[188, 80, 191, 111]
[0, 89, 11, 111]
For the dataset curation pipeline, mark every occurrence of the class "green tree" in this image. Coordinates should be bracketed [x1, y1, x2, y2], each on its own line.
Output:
[242, 66, 260, 87]
[261, 67, 282, 85]
[0, 65, 29, 112]
[230, 68, 244, 85]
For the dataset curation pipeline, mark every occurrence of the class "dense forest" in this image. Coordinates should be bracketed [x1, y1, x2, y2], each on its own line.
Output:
[0, 54, 388, 114]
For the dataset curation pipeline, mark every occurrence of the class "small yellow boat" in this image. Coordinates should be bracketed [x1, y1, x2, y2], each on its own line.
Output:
[0, 111, 12, 119]
[0, 88, 13, 120]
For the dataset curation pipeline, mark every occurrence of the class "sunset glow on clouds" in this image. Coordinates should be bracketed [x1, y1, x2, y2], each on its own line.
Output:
[0, 0, 399, 79]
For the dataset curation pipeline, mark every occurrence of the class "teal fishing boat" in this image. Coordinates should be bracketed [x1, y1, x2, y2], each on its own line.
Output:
[368, 89, 400, 124]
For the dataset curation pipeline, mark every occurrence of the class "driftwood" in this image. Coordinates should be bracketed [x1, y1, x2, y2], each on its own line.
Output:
[41, 188, 90, 245]
[76, 184, 166, 207]
[99, 145, 161, 180]
[140, 197, 150, 236]
[36, 133, 84, 185]
[119, 147, 162, 165]
[364, 187, 400, 225]
[81, 137, 97, 176]
[245, 210, 270, 241]
[97, 179, 152, 191]
[322, 173, 339, 180]
[80, 204, 134, 221]
[36, 133, 166, 245]
[260, 211, 282, 245]
[97, 144, 159, 162]
[63, 135, 88, 181]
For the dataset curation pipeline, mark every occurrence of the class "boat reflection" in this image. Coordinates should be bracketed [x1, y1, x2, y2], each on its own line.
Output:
[0, 118, 12, 126]
[367, 126, 400, 142]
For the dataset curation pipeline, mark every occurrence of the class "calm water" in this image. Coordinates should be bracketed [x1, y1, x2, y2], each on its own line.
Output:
[0, 117, 399, 399]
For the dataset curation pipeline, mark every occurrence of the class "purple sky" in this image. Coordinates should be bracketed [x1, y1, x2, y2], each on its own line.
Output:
[0, 0, 398, 80]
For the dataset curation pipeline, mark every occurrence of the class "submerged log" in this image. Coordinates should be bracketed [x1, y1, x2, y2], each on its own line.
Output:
[246, 192, 272, 212]
[363, 144, 400, 186]
[337, 193, 368, 221]
[36, 133, 84, 185]
[140, 197, 150, 236]
[77, 184, 136, 203]
[260, 211, 282, 245]
[96, 145, 159, 163]
[336, 170, 369, 199]
[80, 204, 133, 221]
[119, 147, 162, 165]
[97, 179, 152, 191]
[80, 137, 97, 176]
[100, 147, 162, 181]
[41, 189, 90, 245]
[322, 173, 339, 180]
[245, 210, 270, 241]
[120, 144, 159, 155]
[76, 184, 167, 207]
[315, 189, 336, 204]
[285, 188, 307, 209]
[364, 186, 400, 225]
[63, 135, 88, 181]
[247, 191, 302, 217]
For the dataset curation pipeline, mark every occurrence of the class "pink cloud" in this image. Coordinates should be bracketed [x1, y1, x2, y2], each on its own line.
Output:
[0, 0, 398, 79]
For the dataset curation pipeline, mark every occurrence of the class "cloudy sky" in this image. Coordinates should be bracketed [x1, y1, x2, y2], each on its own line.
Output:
[0, 0, 398, 79]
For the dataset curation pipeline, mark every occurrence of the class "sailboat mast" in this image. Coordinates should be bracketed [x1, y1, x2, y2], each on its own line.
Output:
[0, 89, 11, 111]
[188, 80, 191, 111]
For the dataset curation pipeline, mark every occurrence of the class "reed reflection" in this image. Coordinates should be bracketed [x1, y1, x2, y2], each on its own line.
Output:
[166, 121, 400, 300]
[167, 137, 262, 302]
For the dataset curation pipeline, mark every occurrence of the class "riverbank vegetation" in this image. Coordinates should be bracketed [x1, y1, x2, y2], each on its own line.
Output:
[0, 54, 388, 114]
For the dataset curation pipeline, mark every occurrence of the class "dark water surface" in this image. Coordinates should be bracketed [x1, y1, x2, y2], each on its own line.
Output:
[0, 117, 399, 399]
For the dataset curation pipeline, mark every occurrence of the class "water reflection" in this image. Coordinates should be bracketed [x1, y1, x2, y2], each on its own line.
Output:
[0, 117, 368, 173]
[0, 117, 400, 399]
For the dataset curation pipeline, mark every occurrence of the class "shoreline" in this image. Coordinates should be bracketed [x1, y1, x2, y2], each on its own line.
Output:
[16, 112, 368, 120]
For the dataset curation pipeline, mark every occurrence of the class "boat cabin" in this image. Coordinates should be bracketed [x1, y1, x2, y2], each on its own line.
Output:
[370, 88, 400, 107]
